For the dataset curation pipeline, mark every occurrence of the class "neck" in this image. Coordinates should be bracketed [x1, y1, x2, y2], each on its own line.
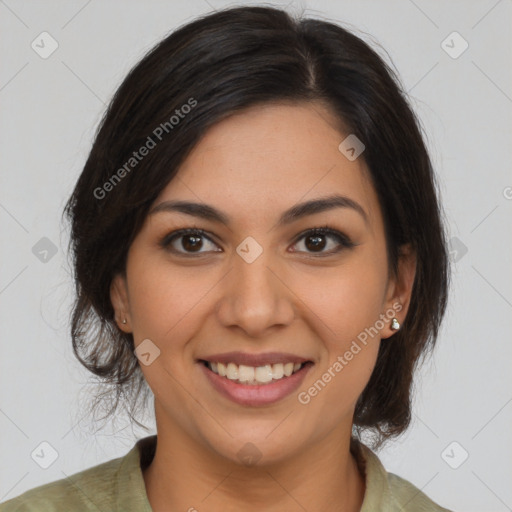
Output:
[142, 416, 365, 512]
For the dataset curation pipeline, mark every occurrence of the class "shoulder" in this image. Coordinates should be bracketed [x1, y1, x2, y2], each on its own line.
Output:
[386, 471, 454, 512]
[0, 451, 127, 512]
[352, 439, 455, 512]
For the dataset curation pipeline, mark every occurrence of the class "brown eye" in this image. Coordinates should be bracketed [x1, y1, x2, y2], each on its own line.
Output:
[181, 234, 204, 252]
[160, 226, 355, 257]
[304, 233, 327, 251]
[291, 227, 355, 255]
[160, 228, 221, 255]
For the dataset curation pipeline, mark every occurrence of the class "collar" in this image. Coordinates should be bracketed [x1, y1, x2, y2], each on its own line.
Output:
[114, 434, 426, 511]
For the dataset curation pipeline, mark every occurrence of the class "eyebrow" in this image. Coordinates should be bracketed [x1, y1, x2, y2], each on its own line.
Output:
[149, 194, 369, 228]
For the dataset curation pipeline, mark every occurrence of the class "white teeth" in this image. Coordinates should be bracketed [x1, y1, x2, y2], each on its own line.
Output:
[226, 363, 239, 380]
[254, 365, 273, 383]
[273, 363, 284, 379]
[238, 365, 255, 382]
[206, 360, 305, 385]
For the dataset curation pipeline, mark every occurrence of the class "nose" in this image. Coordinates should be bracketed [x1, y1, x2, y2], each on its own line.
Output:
[215, 245, 295, 338]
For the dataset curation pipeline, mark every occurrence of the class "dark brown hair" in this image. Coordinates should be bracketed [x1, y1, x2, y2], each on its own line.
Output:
[62, 5, 450, 449]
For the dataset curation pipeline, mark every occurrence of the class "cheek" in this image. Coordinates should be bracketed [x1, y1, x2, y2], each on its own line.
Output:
[298, 276, 382, 421]
[312, 344, 379, 423]
[292, 254, 385, 410]
[125, 256, 216, 413]
[126, 254, 215, 345]
[295, 255, 387, 344]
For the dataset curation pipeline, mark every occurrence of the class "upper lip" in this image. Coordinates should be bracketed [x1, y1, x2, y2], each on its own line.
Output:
[199, 351, 312, 367]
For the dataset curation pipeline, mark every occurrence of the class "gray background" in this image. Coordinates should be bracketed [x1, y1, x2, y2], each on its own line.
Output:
[1, 1, 511, 510]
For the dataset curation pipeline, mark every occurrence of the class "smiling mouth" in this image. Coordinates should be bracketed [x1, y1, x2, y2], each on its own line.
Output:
[200, 360, 313, 386]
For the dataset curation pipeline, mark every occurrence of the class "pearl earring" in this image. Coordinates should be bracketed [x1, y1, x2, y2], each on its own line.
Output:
[390, 318, 400, 331]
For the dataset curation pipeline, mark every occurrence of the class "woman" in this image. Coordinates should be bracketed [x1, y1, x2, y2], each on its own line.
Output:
[0, 5, 452, 511]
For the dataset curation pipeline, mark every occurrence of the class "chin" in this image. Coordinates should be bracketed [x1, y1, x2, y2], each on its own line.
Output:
[205, 429, 304, 468]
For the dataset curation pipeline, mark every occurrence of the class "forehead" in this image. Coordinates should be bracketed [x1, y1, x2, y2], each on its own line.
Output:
[152, 102, 382, 232]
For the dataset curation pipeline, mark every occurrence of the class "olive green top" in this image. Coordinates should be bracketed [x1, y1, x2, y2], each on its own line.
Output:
[0, 435, 453, 511]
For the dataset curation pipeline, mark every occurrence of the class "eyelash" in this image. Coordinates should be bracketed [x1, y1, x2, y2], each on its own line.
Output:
[159, 225, 356, 257]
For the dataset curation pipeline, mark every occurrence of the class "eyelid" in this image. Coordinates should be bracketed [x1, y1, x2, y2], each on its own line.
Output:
[291, 225, 353, 246]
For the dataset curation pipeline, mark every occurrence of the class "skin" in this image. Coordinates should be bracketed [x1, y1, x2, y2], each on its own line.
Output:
[110, 102, 416, 512]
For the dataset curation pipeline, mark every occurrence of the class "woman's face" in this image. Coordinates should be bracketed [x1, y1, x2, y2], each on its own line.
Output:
[111, 102, 415, 465]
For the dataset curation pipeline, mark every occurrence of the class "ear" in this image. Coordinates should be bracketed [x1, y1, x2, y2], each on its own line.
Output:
[110, 272, 132, 332]
[381, 243, 417, 339]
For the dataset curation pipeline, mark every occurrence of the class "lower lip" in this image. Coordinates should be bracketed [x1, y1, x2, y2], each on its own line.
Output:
[199, 362, 313, 407]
